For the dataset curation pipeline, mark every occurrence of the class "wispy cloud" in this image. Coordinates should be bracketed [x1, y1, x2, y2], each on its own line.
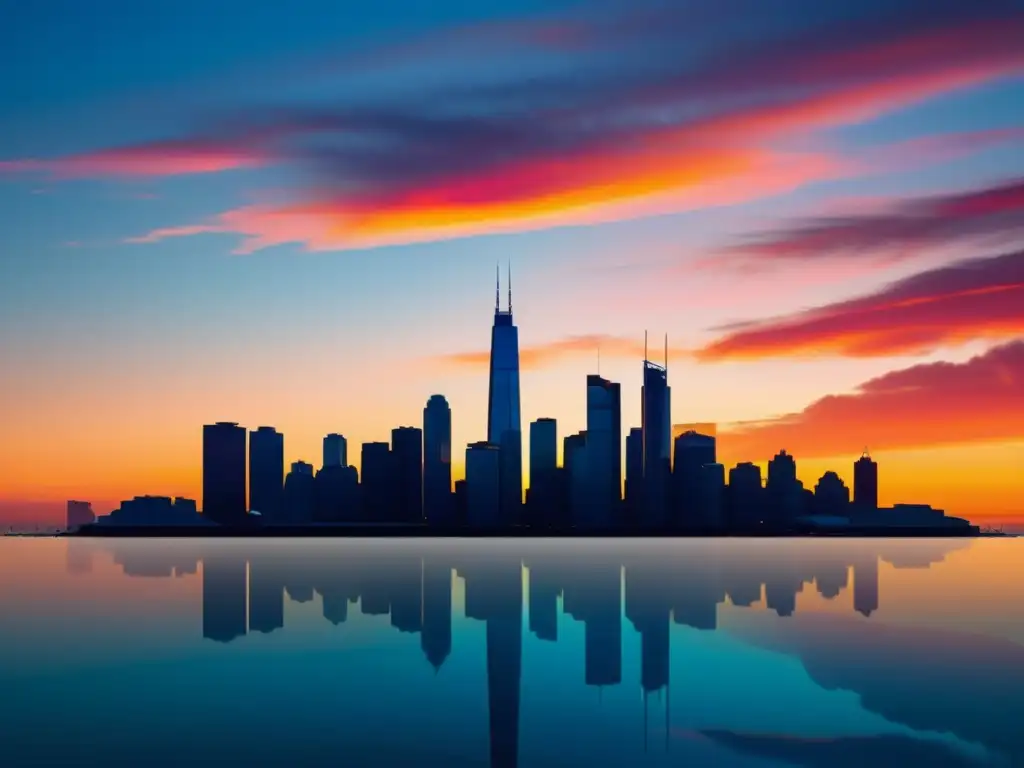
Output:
[15, 0, 1016, 251]
[719, 340, 1024, 460]
[716, 176, 1024, 264]
[696, 250, 1024, 360]
[431, 333, 688, 371]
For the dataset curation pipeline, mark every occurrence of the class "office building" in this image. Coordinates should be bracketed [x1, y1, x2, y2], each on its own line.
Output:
[586, 375, 621, 529]
[641, 338, 671, 528]
[392, 426, 424, 523]
[202, 422, 247, 525]
[625, 427, 643, 516]
[528, 418, 558, 526]
[814, 471, 851, 516]
[673, 430, 716, 528]
[767, 450, 802, 526]
[284, 461, 315, 523]
[424, 395, 453, 526]
[563, 431, 587, 527]
[699, 463, 726, 529]
[66, 500, 95, 530]
[361, 442, 393, 521]
[487, 265, 523, 525]
[854, 451, 879, 510]
[728, 462, 762, 528]
[466, 441, 502, 528]
[249, 426, 284, 521]
[323, 433, 347, 468]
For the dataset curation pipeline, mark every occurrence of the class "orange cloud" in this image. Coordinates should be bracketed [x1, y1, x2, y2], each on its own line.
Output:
[719, 340, 1024, 462]
[697, 250, 1024, 360]
[431, 334, 691, 371]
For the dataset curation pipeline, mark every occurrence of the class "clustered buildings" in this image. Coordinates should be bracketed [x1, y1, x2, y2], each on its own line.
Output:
[79, 272, 971, 533]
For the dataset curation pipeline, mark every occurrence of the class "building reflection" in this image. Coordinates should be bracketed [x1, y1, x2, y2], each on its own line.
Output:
[66, 537, 989, 767]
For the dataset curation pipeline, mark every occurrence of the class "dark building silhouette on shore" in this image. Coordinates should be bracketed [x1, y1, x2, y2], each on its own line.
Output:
[641, 338, 671, 529]
[466, 441, 502, 528]
[249, 426, 284, 521]
[672, 430, 717, 529]
[528, 417, 558, 528]
[66, 500, 95, 530]
[854, 451, 879, 510]
[392, 426, 423, 523]
[284, 461, 315, 523]
[625, 427, 643, 521]
[361, 442, 393, 522]
[563, 430, 588, 526]
[424, 395, 453, 526]
[815, 471, 851, 516]
[323, 433, 348, 468]
[487, 265, 523, 526]
[202, 422, 247, 524]
[586, 375, 621, 529]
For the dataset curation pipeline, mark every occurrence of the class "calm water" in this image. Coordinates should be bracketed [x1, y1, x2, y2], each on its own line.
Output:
[1, 538, 1022, 767]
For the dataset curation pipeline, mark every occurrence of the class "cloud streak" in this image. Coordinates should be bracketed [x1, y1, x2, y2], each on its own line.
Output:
[719, 340, 1024, 461]
[696, 250, 1024, 360]
[14, 0, 1016, 251]
[718, 176, 1024, 263]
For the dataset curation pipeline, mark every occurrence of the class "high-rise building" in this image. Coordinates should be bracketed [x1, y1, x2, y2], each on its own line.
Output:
[562, 431, 588, 526]
[767, 450, 802, 527]
[284, 460, 315, 523]
[814, 471, 850, 516]
[672, 430, 716, 528]
[854, 451, 879, 510]
[466, 441, 502, 528]
[528, 418, 557, 526]
[424, 395, 453, 526]
[361, 442, 393, 521]
[728, 462, 762, 529]
[202, 422, 247, 525]
[625, 427, 643, 519]
[641, 339, 671, 528]
[698, 463, 726, 530]
[487, 265, 523, 525]
[66, 500, 95, 530]
[249, 426, 284, 521]
[323, 433, 347, 468]
[586, 375, 621, 529]
[392, 426, 423, 523]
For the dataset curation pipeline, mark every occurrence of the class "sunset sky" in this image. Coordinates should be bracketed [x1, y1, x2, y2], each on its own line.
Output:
[1, 0, 1022, 526]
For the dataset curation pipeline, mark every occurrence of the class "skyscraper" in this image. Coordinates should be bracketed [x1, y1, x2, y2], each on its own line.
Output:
[283, 460, 315, 523]
[586, 375, 621, 529]
[487, 264, 523, 525]
[202, 422, 247, 525]
[392, 426, 423, 523]
[361, 442, 393, 521]
[466, 441, 502, 528]
[641, 337, 671, 528]
[767, 449, 802, 527]
[728, 462, 763, 529]
[625, 427, 643, 519]
[563, 431, 587, 527]
[249, 426, 284, 521]
[528, 417, 557, 526]
[322, 433, 347, 468]
[423, 395, 452, 526]
[672, 430, 716, 528]
[854, 451, 879, 510]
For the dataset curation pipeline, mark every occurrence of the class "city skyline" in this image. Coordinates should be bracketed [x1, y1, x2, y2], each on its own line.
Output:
[2, 0, 1024, 527]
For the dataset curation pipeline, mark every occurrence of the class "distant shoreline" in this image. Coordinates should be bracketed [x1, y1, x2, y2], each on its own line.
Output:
[66, 523, 984, 538]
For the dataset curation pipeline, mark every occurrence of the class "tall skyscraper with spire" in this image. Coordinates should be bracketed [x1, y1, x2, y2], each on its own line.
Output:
[487, 263, 523, 524]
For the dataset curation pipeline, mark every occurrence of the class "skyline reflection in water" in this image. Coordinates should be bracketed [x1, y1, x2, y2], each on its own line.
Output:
[1, 538, 1022, 767]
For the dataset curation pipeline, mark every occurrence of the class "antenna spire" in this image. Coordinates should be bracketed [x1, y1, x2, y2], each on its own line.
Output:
[507, 261, 512, 313]
[495, 262, 500, 313]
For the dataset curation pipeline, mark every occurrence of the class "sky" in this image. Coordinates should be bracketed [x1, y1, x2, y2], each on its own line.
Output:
[1, 0, 1022, 526]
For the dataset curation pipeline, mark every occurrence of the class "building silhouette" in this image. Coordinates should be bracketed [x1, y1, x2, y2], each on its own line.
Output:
[586, 375, 621, 529]
[466, 441, 502, 528]
[767, 450, 802, 527]
[699, 463, 726, 530]
[284, 461, 315, 522]
[528, 417, 558, 528]
[563, 431, 588, 527]
[854, 451, 879, 510]
[727, 462, 762, 529]
[672, 430, 716, 528]
[625, 427, 643, 521]
[249, 426, 284, 521]
[391, 426, 423, 523]
[423, 395, 453, 526]
[641, 338, 671, 529]
[66, 500, 95, 530]
[361, 442, 393, 521]
[487, 264, 523, 526]
[202, 422, 247, 524]
[323, 433, 347, 469]
[814, 471, 851, 516]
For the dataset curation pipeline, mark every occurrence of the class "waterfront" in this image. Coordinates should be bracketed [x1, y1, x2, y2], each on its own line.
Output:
[1, 537, 1022, 767]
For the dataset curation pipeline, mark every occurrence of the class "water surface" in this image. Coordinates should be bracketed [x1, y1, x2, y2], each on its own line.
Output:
[1, 537, 1022, 767]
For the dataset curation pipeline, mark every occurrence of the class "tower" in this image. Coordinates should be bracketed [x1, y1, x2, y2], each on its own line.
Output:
[854, 450, 879, 510]
[487, 263, 523, 525]
[641, 334, 671, 528]
[249, 426, 284, 521]
[202, 422, 247, 525]
[424, 395, 453, 526]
